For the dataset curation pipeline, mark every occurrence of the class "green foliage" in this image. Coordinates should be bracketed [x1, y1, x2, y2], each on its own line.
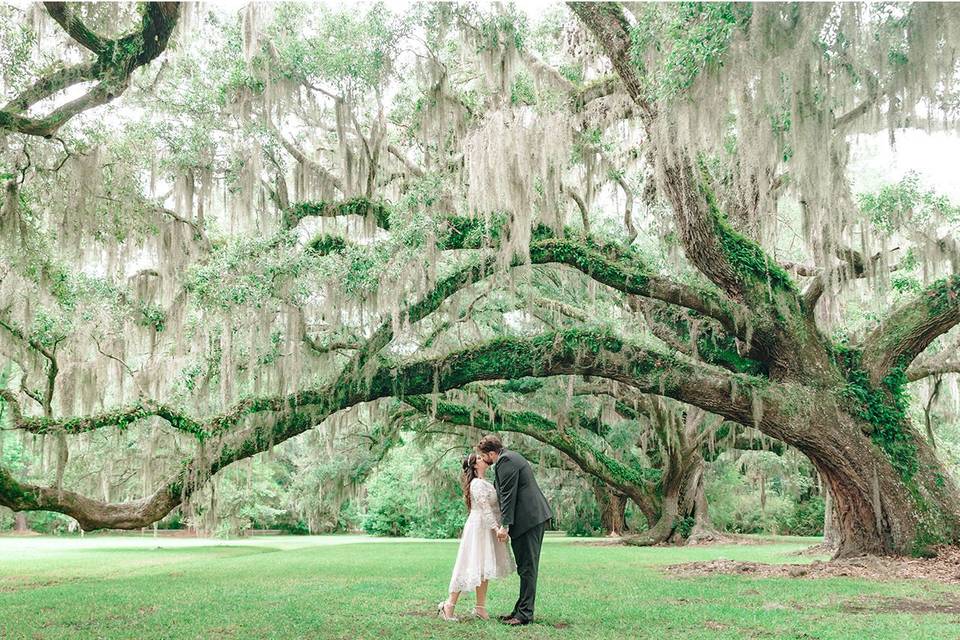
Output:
[697, 332, 764, 375]
[268, 2, 400, 94]
[184, 231, 319, 310]
[706, 457, 822, 536]
[629, 3, 752, 102]
[563, 502, 604, 537]
[775, 495, 826, 537]
[858, 172, 960, 234]
[510, 71, 536, 106]
[361, 444, 465, 539]
[922, 275, 960, 316]
[675, 515, 696, 538]
[306, 234, 347, 256]
[835, 346, 919, 484]
[475, 7, 528, 53]
[0, 9, 36, 92]
[137, 302, 166, 332]
[202, 464, 289, 536]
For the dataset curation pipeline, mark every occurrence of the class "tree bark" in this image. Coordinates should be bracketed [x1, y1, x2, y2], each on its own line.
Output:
[591, 480, 628, 537]
[13, 511, 30, 534]
[679, 457, 723, 544]
[788, 402, 960, 557]
[822, 482, 838, 549]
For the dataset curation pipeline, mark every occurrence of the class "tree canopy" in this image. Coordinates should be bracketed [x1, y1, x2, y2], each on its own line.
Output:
[1, 1, 960, 558]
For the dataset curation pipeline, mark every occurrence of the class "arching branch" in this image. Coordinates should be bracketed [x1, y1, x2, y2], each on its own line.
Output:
[861, 275, 960, 384]
[905, 336, 960, 382]
[288, 200, 743, 338]
[570, 2, 834, 378]
[0, 327, 772, 530]
[282, 197, 391, 230]
[0, 389, 207, 438]
[270, 123, 346, 196]
[43, 2, 108, 53]
[0, 3, 181, 138]
[403, 393, 657, 509]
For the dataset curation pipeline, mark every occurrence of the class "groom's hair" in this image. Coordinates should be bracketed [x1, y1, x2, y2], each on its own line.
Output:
[477, 434, 503, 454]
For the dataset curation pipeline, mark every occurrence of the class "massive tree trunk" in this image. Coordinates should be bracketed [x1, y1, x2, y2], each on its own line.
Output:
[676, 456, 722, 544]
[591, 480, 628, 537]
[795, 406, 960, 557]
[625, 436, 705, 546]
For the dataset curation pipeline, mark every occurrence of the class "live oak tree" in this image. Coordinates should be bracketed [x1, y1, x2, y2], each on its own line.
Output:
[569, 2, 960, 557]
[1, 2, 959, 559]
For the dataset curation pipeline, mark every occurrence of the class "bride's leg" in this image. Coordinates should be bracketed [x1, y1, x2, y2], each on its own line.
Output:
[476, 581, 488, 608]
[438, 591, 459, 620]
[438, 591, 460, 619]
[474, 581, 490, 619]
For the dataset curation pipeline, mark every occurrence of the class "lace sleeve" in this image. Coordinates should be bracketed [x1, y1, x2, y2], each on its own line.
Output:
[472, 480, 500, 530]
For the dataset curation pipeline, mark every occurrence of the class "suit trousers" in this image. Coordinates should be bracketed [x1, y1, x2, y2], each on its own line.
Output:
[509, 521, 546, 622]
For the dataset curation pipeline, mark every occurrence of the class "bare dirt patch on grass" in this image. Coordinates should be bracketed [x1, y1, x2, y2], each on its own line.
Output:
[843, 596, 960, 615]
[663, 545, 960, 585]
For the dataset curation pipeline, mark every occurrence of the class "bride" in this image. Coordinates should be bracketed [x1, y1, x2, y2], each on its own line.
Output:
[437, 452, 516, 621]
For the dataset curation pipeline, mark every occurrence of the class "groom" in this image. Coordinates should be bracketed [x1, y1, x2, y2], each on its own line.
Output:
[477, 434, 553, 626]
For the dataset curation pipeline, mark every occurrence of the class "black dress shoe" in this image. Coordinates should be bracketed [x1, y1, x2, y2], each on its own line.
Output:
[497, 613, 516, 621]
[501, 617, 530, 626]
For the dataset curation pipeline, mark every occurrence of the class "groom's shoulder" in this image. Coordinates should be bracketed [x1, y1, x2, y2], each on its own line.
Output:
[500, 449, 528, 466]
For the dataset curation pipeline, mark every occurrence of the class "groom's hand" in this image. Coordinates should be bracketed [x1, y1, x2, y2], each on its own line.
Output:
[496, 526, 509, 542]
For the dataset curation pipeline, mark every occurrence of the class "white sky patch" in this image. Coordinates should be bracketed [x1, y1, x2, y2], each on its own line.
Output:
[849, 128, 960, 200]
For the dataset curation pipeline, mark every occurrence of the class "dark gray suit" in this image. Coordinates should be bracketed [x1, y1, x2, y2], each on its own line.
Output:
[494, 449, 552, 623]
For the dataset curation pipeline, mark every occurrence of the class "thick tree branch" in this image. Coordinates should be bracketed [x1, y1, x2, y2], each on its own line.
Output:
[906, 336, 960, 382]
[0, 327, 770, 530]
[802, 246, 901, 312]
[43, 2, 108, 53]
[289, 200, 743, 336]
[404, 393, 657, 508]
[282, 198, 391, 230]
[271, 124, 346, 196]
[0, 389, 207, 438]
[566, 3, 654, 119]
[571, 2, 835, 379]
[862, 275, 960, 384]
[0, 3, 181, 138]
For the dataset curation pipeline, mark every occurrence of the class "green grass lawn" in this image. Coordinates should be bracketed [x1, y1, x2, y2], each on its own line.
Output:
[1, 533, 958, 639]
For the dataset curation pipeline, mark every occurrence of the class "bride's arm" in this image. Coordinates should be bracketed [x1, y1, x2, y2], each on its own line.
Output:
[475, 481, 500, 531]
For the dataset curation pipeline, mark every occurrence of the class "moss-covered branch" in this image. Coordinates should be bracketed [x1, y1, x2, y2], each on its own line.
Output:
[1, 3, 181, 137]
[0, 390, 208, 439]
[862, 275, 960, 385]
[282, 197, 391, 230]
[403, 394, 658, 508]
[571, 3, 838, 380]
[293, 199, 743, 337]
[906, 337, 960, 382]
[1, 327, 769, 530]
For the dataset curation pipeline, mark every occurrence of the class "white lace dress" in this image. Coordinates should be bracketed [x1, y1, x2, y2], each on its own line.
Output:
[447, 477, 517, 593]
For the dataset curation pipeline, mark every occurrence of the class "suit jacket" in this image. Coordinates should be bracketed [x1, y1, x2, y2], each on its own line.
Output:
[494, 449, 552, 538]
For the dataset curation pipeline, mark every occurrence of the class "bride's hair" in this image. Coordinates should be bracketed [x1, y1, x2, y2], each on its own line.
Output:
[461, 453, 479, 510]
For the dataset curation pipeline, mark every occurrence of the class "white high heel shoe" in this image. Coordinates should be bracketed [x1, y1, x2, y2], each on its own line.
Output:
[437, 601, 457, 621]
[472, 605, 490, 620]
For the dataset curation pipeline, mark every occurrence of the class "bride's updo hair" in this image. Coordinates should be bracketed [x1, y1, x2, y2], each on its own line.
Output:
[461, 453, 480, 510]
